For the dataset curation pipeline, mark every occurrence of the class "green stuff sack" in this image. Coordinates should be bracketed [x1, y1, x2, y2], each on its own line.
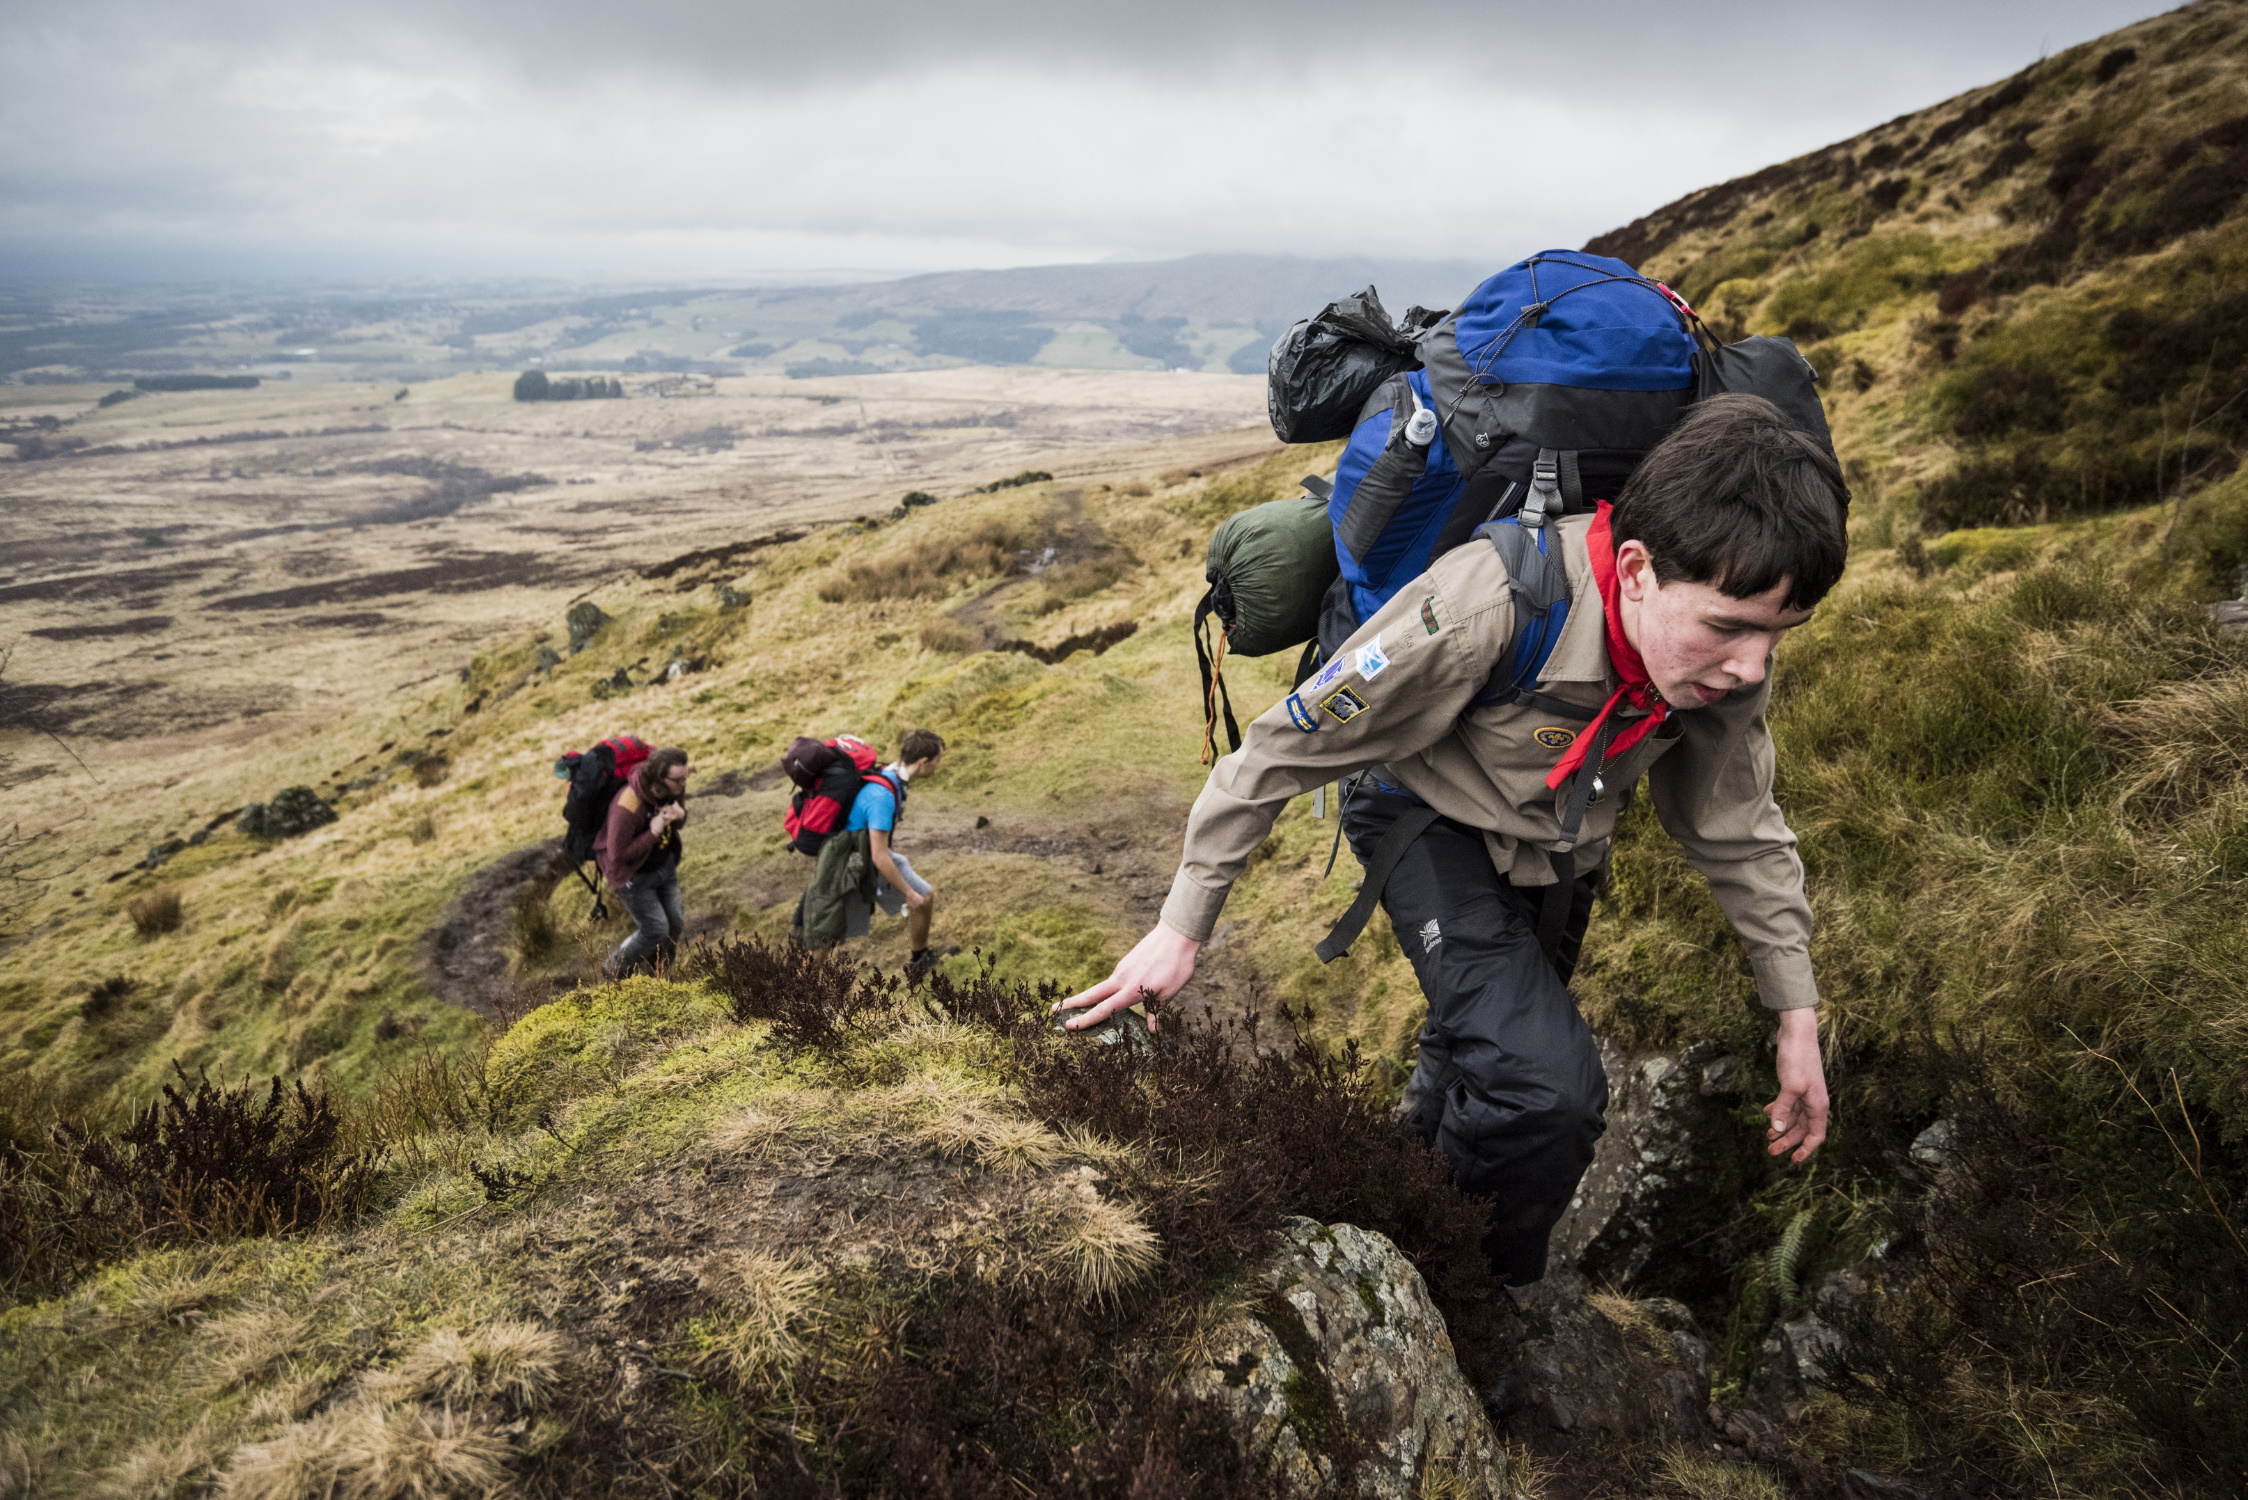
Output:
[1194, 477, 1340, 760]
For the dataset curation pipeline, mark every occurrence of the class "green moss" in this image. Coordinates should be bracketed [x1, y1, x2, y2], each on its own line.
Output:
[1255, 1292, 1350, 1463]
[483, 977, 730, 1126]
[1758, 233, 1954, 338]
[966, 904, 1119, 994]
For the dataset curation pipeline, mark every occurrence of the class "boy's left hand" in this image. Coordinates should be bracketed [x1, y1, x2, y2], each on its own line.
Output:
[1766, 1007, 1829, 1163]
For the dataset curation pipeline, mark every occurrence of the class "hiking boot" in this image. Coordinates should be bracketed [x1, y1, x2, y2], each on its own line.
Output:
[903, 945, 957, 983]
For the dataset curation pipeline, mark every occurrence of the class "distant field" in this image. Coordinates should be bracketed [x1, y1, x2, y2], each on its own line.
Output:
[0, 366, 1267, 844]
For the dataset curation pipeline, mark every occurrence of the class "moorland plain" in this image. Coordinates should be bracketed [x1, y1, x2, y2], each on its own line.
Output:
[0, 366, 1265, 868]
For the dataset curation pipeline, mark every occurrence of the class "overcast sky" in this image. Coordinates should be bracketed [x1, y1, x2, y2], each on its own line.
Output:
[0, 0, 2179, 282]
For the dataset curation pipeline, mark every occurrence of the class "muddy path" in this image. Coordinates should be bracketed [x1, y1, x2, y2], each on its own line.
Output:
[413, 805, 1276, 1038]
[418, 839, 575, 1016]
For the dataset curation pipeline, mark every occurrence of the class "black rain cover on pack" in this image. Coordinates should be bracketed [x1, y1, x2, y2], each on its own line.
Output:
[1265, 287, 1448, 444]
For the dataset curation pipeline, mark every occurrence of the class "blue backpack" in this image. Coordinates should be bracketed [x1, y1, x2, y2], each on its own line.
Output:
[1202, 251, 1834, 755]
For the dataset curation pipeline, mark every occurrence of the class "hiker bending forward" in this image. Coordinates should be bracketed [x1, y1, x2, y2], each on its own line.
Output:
[597, 745, 690, 977]
[1058, 396, 1845, 1285]
[850, 728, 947, 981]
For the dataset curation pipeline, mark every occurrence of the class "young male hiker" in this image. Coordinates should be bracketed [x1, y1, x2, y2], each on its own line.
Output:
[793, 729, 951, 979]
[847, 728, 949, 981]
[595, 745, 690, 977]
[1057, 395, 1845, 1286]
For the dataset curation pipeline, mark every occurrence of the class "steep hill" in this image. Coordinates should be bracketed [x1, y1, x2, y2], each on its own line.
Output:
[9, 7, 2248, 1497]
[1589, 0, 2248, 551]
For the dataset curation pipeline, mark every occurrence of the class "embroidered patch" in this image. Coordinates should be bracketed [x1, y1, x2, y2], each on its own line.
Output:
[1321, 684, 1370, 724]
[1285, 694, 1319, 733]
[1355, 633, 1390, 680]
[1533, 726, 1577, 751]
[1418, 918, 1442, 955]
[1307, 655, 1346, 693]
[1420, 595, 1441, 634]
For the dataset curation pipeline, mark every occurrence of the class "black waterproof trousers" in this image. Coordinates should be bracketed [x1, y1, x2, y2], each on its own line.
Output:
[1343, 783, 1609, 1285]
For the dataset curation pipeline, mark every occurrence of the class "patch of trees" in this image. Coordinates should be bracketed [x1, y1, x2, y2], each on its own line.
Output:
[513, 372, 624, 402]
[133, 374, 259, 392]
[1116, 313, 1194, 369]
[912, 311, 1051, 365]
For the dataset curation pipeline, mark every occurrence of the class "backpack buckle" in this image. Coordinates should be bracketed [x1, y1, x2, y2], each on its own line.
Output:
[1521, 451, 1563, 529]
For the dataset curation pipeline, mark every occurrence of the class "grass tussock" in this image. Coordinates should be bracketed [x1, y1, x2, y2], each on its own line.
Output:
[220, 1402, 515, 1500]
[381, 1322, 567, 1408]
[816, 518, 1028, 603]
[507, 885, 557, 967]
[126, 887, 181, 937]
[916, 616, 977, 654]
[412, 752, 451, 788]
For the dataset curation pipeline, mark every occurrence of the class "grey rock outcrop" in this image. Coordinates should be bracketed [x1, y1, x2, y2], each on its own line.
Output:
[566, 600, 612, 654]
[1495, 1269, 1713, 1443]
[235, 786, 338, 840]
[1187, 1217, 1507, 1499]
[1548, 1038, 1749, 1283]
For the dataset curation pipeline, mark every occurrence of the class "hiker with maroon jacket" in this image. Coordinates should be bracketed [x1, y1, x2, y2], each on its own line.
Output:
[595, 745, 691, 977]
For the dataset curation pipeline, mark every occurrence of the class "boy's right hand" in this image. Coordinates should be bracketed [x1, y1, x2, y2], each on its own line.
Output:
[1054, 923, 1202, 1033]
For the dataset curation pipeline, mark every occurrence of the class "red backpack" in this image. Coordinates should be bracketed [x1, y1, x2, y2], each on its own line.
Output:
[782, 735, 902, 856]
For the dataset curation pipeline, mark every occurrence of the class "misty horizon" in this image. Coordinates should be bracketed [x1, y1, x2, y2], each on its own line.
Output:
[2, 0, 2175, 284]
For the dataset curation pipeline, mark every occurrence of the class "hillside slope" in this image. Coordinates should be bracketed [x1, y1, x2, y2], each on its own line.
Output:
[10, 7, 2248, 1496]
[1591, 0, 2248, 557]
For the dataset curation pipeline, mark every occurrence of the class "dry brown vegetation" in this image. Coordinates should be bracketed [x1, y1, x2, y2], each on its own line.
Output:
[815, 517, 1031, 602]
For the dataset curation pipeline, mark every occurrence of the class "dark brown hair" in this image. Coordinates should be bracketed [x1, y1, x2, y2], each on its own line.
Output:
[1610, 393, 1850, 611]
[899, 728, 946, 766]
[639, 746, 689, 798]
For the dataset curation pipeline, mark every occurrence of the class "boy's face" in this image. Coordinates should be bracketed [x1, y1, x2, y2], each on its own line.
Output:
[1615, 539, 1815, 710]
[910, 752, 943, 780]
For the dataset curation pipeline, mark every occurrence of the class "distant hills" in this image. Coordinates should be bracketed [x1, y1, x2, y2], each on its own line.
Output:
[0, 253, 1491, 386]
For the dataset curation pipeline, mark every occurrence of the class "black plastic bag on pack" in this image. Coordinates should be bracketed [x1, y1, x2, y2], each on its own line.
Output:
[1266, 287, 1447, 444]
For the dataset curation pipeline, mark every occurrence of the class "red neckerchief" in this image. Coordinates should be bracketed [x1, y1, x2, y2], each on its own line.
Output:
[1544, 501, 1669, 790]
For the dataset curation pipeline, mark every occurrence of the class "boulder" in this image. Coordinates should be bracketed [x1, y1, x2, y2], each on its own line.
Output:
[566, 600, 612, 655]
[1548, 1038, 1749, 1284]
[1186, 1218, 1507, 1499]
[1495, 1269, 1713, 1443]
[236, 786, 338, 840]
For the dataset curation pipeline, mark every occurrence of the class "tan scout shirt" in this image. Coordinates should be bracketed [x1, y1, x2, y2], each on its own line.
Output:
[1159, 512, 1819, 1012]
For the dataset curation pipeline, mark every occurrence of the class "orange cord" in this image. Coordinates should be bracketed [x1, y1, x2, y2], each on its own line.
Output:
[1200, 627, 1231, 766]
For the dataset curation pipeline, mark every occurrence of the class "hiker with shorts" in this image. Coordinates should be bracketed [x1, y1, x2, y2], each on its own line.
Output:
[596, 745, 690, 977]
[845, 728, 948, 981]
[1057, 394, 1846, 1286]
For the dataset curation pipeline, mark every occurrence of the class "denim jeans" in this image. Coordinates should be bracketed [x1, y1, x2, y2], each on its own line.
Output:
[609, 866, 684, 977]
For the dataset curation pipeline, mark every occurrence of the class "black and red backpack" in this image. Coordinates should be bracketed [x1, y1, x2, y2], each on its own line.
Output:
[551, 733, 652, 916]
[782, 735, 902, 856]
[555, 734, 651, 861]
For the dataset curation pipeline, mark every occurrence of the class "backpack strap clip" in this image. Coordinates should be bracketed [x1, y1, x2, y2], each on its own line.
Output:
[1520, 449, 1564, 528]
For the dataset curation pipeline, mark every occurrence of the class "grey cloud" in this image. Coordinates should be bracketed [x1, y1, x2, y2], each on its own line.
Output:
[0, 1, 2179, 280]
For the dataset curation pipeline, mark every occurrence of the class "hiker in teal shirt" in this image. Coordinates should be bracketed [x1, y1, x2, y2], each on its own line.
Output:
[845, 728, 947, 979]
